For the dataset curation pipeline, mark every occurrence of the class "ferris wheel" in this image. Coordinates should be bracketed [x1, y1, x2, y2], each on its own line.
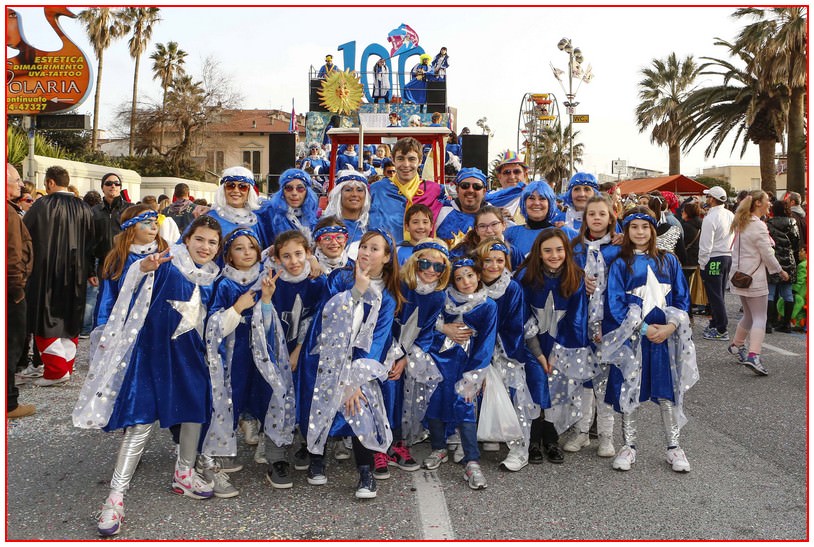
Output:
[517, 93, 561, 180]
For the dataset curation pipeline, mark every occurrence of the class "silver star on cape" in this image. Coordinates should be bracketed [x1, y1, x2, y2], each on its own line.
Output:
[627, 264, 672, 318]
[281, 294, 304, 342]
[397, 308, 421, 350]
[167, 284, 205, 340]
[532, 291, 567, 338]
[440, 314, 472, 354]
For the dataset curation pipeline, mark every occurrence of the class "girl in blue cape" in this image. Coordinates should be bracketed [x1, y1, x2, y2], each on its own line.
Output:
[310, 216, 353, 274]
[450, 205, 525, 269]
[504, 180, 577, 258]
[298, 229, 403, 499]
[201, 228, 293, 495]
[205, 166, 265, 256]
[516, 228, 590, 466]
[379, 238, 450, 479]
[74, 215, 223, 537]
[602, 207, 698, 473]
[564, 195, 621, 458]
[93, 205, 168, 331]
[422, 256, 497, 491]
[474, 237, 539, 472]
[257, 168, 319, 245]
[321, 169, 371, 258]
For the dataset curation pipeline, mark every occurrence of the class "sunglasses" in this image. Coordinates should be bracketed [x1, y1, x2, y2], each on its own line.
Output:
[458, 181, 484, 191]
[18, 197, 34, 203]
[501, 168, 524, 176]
[284, 184, 307, 193]
[103, 180, 122, 187]
[224, 181, 251, 191]
[317, 233, 347, 243]
[384, 170, 396, 176]
[417, 258, 447, 273]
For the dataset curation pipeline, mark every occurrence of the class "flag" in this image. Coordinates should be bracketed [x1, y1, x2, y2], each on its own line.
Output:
[289, 99, 297, 134]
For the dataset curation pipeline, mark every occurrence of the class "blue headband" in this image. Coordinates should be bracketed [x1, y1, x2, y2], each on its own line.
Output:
[489, 242, 509, 255]
[220, 175, 256, 187]
[455, 167, 487, 185]
[452, 258, 475, 271]
[369, 228, 394, 250]
[121, 210, 158, 230]
[279, 168, 312, 189]
[313, 225, 348, 240]
[223, 228, 259, 254]
[414, 241, 450, 258]
[336, 172, 368, 186]
[622, 212, 657, 228]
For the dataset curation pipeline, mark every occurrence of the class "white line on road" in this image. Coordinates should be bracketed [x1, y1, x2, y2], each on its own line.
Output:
[761, 343, 799, 356]
[413, 469, 455, 540]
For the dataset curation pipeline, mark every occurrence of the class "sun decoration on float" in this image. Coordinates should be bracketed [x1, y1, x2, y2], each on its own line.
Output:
[319, 70, 364, 115]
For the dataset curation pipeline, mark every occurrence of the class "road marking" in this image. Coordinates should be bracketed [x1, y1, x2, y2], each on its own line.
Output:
[413, 469, 455, 539]
[761, 343, 799, 356]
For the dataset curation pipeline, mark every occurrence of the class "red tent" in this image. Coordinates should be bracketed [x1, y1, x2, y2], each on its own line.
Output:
[618, 175, 709, 196]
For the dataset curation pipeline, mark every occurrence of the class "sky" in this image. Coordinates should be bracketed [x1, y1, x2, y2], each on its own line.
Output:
[9, 3, 772, 179]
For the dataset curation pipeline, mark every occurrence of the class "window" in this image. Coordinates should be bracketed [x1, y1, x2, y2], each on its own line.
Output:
[243, 150, 261, 181]
[206, 150, 224, 173]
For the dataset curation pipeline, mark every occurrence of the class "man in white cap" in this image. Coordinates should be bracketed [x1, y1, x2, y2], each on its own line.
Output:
[698, 186, 734, 341]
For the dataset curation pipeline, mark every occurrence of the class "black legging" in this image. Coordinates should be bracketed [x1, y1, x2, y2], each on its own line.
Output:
[351, 436, 373, 467]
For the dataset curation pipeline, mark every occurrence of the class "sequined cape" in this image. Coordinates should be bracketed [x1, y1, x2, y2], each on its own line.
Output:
[297, 267, 396, 447]
[93, 245, 156, 328]
[604, 252, 692, 410]
[425, 293, 497, 424]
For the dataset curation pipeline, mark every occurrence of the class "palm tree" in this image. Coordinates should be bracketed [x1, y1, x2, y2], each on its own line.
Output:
[683, 41, 786, 194]
[533, 122, 582, 192]
[120, 7, 161, 156]
[731, 8, 807, 194]
[77, 8, 126, 150]
[150, 41, 187, 154]
[635, 53, 702, 175]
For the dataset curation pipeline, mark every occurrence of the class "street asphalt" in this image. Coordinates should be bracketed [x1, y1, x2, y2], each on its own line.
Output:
[6, 292, 808, 541]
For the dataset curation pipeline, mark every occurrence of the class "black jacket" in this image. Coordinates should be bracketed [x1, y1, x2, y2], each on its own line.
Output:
[766, 216, 799, 283]
[680, 216, 703, 268]
[90, 195, 133, 272]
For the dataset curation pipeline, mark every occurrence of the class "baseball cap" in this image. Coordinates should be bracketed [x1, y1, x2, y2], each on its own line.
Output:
[703, 186, 727, 202]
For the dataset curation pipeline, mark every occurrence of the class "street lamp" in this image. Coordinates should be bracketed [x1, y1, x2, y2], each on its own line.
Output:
[551, 37, 592, 180]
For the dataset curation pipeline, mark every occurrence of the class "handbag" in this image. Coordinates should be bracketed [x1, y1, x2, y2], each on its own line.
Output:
[731, 233, 759, 289]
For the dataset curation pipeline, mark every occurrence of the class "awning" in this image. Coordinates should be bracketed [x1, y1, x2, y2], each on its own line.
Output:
[618, 175, 709, 195]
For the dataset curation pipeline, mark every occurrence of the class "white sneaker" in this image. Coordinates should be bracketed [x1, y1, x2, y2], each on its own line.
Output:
[33, 372, 70, 387]
[452, 442, 465, 463]
[239, 418, 260, 445]
[666, 447, 691, 473]
[463, 461, 487, 490]
[612, 445, 636, 471]
[563, 432, 590, 452]
[482, 442, 500, 452]
[597, 435, 615, 458]
[446, 431, 460, 450]
[500, 445, 528, 472]
[17, 364, 43, 379]
[96, 495, 124, 536]
[254, 434, 268, 464]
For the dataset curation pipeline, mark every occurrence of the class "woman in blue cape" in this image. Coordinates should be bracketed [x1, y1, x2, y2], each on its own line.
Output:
[257, 168, 319, 245]
[504, 180, 577, 257]
[205, 166, 264, 257]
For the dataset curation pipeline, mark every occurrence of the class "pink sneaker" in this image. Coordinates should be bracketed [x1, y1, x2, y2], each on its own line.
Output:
[372, 452, 391, 480]
[172, 465, 214, 499]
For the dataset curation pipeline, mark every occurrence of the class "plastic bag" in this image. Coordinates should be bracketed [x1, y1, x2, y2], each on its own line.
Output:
[476, 366, 523, 442]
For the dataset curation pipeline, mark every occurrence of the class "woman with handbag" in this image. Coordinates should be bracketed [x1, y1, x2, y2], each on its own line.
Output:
[728, 191, 789, 376]
[680, 202, 707, 316]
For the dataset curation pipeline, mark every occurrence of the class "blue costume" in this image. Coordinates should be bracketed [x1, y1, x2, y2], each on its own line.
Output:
[74, 244, 222, 440]
[298, 267, 396, 453]
[403, 77, 427, 105]
[504, 181, 577, 257]
[604, 251, 691, 411]
[382, 281, 445, 442]
[368, 178, 444, 244]
[426, 287, 497, 424]
[396, 242, 415, 265]
[435, 202, 476, 243]
[561, 172, 600, 233]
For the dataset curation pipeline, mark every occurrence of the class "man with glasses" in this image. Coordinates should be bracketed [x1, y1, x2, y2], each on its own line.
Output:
[486, 150, 528, 224]
[89, 172, 133, 282]
[435, 167, 487, 244]
[22, 165, 94, 386]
